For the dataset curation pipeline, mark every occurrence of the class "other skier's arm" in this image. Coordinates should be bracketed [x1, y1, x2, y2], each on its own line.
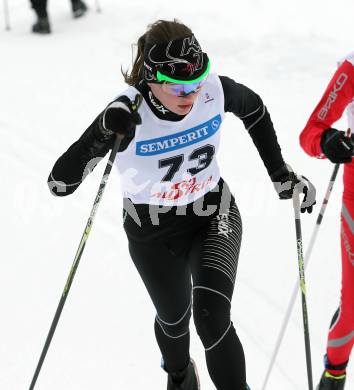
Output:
[300, 60, 354, 159]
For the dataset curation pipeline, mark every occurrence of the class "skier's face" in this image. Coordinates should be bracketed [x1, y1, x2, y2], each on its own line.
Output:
[148, 83, 200, 116]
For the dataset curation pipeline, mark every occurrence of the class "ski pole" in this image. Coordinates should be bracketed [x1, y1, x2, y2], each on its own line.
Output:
[95, 0, 102, 13]
[3, 0, 10, 31]
[292, 187, 313, 390]
[261, 128, 352, 390]
[28, 134, 123, 390]
[261, 164, 340, 390]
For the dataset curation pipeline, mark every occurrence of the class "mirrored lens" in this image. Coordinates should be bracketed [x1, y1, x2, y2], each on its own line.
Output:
[161, 78, 207, 97]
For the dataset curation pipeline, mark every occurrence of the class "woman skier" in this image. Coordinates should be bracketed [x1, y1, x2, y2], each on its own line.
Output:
[49, 19, 316, 390]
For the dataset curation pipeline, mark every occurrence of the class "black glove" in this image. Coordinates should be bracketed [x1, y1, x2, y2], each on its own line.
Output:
[102, 94, 142, 137]
[271, 164, 316, 213]
[320, 128, 354, 163]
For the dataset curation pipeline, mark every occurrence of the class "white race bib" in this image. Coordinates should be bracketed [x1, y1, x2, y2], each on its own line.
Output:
[115, 73, 225, 206]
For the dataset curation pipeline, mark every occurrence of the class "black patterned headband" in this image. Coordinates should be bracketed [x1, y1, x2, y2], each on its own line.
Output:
[143, 35, 210, 83]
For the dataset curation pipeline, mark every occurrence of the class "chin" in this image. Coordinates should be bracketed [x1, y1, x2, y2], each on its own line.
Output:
[175, 104, 193, 115]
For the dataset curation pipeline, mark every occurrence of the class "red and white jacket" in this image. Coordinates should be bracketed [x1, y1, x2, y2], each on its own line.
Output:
[300, 52, 354, 158]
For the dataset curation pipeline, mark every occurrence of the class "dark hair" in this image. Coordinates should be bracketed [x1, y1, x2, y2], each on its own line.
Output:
[122, 19, 193, 86]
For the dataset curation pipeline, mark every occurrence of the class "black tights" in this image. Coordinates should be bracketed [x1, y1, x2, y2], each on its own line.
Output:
[128, 203, 245, 390]
[30, 0, 79, 18]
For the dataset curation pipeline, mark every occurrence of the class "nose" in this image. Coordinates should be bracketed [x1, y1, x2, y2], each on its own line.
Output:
[180, 91, 198, 102]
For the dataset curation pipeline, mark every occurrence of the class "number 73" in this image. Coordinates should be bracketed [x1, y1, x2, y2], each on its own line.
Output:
[158, 144, 215, 181]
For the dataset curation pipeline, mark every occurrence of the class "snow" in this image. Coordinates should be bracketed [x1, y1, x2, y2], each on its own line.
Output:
[1, 0, 354, 389]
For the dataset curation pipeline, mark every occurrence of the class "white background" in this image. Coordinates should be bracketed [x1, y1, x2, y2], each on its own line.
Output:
[1, 0, 354, 389]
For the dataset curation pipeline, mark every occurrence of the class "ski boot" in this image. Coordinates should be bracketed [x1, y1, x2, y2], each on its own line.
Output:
[32, 16, 51, 34]
[316, 354, 348, 389]
[316, 370, 346, 389]
[166, 359, 200, 390]
[72, 0, 88, 18]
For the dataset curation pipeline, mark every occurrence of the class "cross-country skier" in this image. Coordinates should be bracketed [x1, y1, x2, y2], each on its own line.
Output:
[300, 51, 354, 390]
[48, 19, 316, 390]
[29, 0, 87, 34]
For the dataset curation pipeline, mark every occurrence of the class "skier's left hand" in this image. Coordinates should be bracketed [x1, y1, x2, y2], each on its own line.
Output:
[271, 164, 316, 213]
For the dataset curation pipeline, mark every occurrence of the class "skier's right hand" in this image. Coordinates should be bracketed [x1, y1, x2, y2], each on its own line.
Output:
[102, 94, 142, 137]
[320, 128, 354, 163]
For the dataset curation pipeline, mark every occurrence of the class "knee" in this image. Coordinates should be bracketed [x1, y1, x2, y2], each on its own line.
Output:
[193, 288, 231, 349]
[155, 303, 191, 339]
[340, 304, 354, 324]
[329, 307, 354, 333]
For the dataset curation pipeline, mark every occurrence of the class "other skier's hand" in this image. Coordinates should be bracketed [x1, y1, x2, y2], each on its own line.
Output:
[271, 164, 316, 213]
[102, 94, 142, 137]
[320, 128, 354, 163]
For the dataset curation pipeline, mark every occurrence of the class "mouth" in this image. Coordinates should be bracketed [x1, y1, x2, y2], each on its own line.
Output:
[178, 103, 193, 110]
